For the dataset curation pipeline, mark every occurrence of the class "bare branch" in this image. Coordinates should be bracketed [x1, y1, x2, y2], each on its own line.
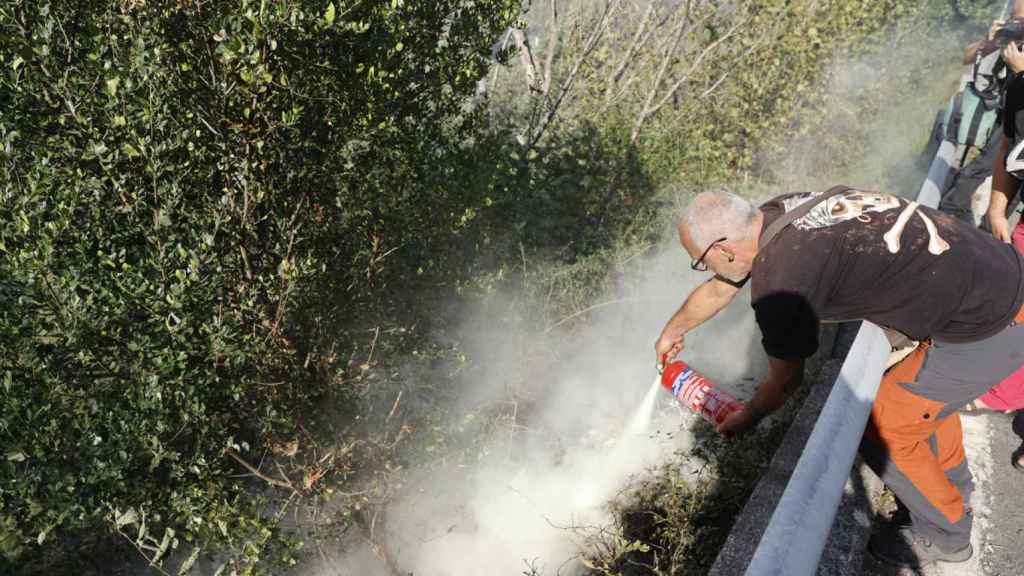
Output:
[697, 69, 732, 100]
[631, 15, 744, 143]
[694, 9, 782, 103]
[629, 3, 697, 143]
[225, 448, 301, 495]
[649, 18, 744, 116]
[511, 28, 540, 93]
[541, 0, 560, 96]
[697, 39, 763, 102]
[385, 390, 403, 423]
[526, 0, 624, 152]
[354, 508, 405, 576]
[603, 3, 655, 101]
[486, 28, 514, 98]
[545, 297, 638, 333]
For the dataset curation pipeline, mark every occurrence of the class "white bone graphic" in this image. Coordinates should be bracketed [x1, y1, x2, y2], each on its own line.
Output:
[883, 201, 919, 253]
[916, 210, 950, 255]
[882, 201, 950, 255]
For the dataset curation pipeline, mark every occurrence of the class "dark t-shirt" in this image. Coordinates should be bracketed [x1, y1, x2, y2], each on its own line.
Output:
[751, 190, 1024, 360]
[1003, 72, 1024, 141]
[1002, 73, 1024, 179]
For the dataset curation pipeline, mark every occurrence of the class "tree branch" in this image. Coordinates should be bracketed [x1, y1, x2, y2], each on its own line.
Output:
[526, 0, 623, 152]
[603, 3, 655, 102]
[629, 3, 697, 143]
[225, 448, 300, 495]
[649, 19, 744, 116]
[632, 15, 743, 142]
[511, 28, 540, 93]
[541, 0, 560, 97]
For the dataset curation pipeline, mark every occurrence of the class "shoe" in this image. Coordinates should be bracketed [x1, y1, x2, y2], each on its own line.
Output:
[890, 498, 912, 528]
[868, 527, 972, 568]
[1012, 442, 1024, 472]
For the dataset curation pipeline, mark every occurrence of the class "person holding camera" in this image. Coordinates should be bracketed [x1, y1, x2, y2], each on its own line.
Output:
[938, 9, 1024, 224]
[982, 35, 1024, 472]
[989, 41, 1024, 244]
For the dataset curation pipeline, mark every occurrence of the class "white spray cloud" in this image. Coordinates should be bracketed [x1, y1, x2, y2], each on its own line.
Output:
[306, 245, 767, 576]
[308, 16, 966, 576]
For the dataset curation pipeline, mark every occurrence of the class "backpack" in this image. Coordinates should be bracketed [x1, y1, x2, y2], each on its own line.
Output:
[972, 45, 1006, 98]
[941, 46, 1005, 149]
[942, 84, 1001, 149]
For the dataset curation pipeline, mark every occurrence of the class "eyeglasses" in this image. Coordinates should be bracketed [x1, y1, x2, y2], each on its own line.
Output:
[691, 237, 727, 271]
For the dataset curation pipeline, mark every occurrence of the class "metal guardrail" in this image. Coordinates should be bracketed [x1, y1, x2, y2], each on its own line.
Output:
[742, 324, 889, 575]
[738, 3, 1015, 568]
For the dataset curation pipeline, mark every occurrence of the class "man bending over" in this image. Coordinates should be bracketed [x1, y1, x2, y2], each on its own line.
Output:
[656, 188, 1024, 568]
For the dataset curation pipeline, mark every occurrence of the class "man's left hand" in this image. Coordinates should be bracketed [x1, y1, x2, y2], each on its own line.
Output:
[716, 406, 759, 437]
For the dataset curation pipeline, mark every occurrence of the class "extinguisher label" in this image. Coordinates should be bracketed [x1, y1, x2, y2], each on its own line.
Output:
[669, 366, 742, 427]
[671, 368, 694, 396]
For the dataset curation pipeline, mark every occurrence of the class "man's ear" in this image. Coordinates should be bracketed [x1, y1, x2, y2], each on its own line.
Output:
[718, 244, 736, 263]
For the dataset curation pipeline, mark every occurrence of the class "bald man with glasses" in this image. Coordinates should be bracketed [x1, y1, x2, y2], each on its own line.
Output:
[655, 187, 1024, 568]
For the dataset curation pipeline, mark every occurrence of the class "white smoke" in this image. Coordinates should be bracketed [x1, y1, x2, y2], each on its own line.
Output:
[297, 245, 765, 576]
[305, 13, 967, 576]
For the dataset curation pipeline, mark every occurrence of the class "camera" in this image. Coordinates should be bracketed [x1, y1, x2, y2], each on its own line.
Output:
[993, 18, 1024, 48]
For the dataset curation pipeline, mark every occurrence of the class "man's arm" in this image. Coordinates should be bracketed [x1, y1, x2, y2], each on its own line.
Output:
[964, 20, 1005, 64]
[989, 135, 1016, 242]
[716, 356, 804, 436]
[964, 39, 985, 65]
[990, 42, 1024, 241]
[654, 275, 742, 363]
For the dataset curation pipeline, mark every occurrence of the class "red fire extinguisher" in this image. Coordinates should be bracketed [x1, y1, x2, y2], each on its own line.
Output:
[659, 356, 744, 427]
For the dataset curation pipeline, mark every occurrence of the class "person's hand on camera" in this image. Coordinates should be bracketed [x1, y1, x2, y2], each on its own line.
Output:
[1003, 41, 1024, 74]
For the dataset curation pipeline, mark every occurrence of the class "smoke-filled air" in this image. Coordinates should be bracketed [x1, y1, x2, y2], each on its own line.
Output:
[314, 249, 765, 576]
[313, 8, 965, 576]
[3, 1, 982, 575]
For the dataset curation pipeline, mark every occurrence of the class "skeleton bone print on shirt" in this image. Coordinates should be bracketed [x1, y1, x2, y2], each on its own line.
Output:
[780, 190, 951, 255]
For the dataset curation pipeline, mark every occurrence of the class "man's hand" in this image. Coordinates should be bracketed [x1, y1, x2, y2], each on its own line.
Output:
[716, 356, 803, 437]
[716, 406, 758, 437]
[655, 330, 685, 367]
[989, 19, 1006, 42]
[991, 214, 1013, 243]
[1003, 41, 1024, 74]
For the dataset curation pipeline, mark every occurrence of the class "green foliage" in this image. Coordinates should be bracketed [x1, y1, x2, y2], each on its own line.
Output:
[450, 0, 986, 329]
[480, 0, 995, 277]
[0, 0, 1000, 573]
[0, 0, 516, 571]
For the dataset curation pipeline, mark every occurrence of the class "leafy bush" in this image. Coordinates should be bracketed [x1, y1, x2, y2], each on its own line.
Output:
[0, 0, 516, 571]
[0, 0, 1000, 573]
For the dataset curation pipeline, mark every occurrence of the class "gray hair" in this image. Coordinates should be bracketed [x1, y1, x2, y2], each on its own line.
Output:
[681, 191, 758, 250]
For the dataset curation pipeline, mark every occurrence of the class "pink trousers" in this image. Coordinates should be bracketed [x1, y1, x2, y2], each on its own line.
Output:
[978, 221, 1024, 410]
